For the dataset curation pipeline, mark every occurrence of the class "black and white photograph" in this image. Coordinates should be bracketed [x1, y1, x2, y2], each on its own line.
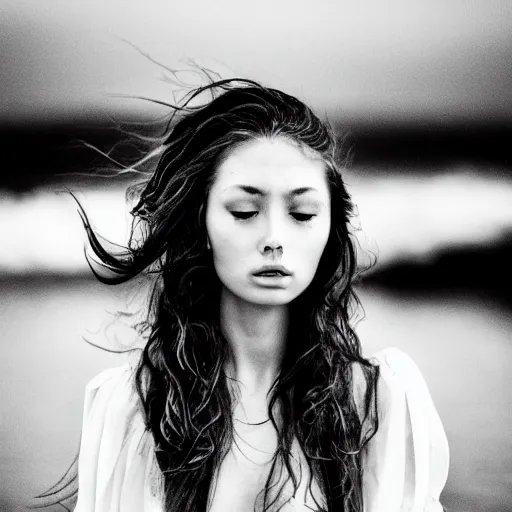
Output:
[1, 2, 511, 511]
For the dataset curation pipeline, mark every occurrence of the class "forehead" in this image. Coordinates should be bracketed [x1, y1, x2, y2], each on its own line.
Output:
[212, 137, 329, 195]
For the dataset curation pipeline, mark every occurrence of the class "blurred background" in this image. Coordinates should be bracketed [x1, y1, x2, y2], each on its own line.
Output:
[1, 1, 511, 511]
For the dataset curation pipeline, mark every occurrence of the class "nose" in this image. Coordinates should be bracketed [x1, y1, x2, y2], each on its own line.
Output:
[261, 240, 283, 256]
[258, 211, 285, 256]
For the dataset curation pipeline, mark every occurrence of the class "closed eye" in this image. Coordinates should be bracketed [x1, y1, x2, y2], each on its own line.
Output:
[231, 211, 258, 220]
[291, 213, 316, 222]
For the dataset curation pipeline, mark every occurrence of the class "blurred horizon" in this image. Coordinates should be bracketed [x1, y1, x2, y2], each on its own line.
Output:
[1, 119, 512, 310]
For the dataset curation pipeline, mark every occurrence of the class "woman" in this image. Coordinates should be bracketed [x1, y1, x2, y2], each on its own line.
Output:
[39, 77, 449, 511]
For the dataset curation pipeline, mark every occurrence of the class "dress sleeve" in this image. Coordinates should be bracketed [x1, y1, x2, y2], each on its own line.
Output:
[74, 364, 164, 512]
[362, 347, 450, 512]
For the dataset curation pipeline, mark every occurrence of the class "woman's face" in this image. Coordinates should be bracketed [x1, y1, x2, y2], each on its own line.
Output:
[205, 137, 331, 306]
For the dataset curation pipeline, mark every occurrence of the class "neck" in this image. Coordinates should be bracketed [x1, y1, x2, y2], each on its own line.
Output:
[220, 288, 289, 396]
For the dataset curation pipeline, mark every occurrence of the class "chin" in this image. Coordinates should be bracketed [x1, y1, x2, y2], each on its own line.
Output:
[243, 289, 300, 307]
[221, 282, 307, 307]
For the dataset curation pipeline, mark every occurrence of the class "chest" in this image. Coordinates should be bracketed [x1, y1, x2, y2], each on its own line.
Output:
[206, 422, 325, 512]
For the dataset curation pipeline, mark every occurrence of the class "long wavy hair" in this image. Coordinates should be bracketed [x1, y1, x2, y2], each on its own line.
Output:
[38, 76, 380, 512]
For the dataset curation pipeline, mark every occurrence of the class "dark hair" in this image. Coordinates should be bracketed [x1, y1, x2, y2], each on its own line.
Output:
[38, 76, 379, 512]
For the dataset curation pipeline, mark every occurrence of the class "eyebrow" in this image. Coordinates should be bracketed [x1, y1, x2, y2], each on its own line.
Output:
[230, 185, 319, 197]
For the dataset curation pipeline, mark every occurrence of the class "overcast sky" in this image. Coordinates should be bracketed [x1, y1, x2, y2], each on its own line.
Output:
[2, 0, 511, 124]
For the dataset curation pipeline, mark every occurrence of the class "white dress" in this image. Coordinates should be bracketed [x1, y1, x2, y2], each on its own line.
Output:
[73, 347, 450, 512]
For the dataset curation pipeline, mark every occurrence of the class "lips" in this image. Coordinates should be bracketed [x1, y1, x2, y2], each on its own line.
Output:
[252, 266, 291, 277]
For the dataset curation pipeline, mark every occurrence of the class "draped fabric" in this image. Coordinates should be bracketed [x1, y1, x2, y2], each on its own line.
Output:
[362, 348, 450, 512]
[74, 364, 164, 512]
[73, 347, 449, 511]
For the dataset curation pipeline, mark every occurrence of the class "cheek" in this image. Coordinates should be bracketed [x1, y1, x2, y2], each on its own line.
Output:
[295, 221, 330, 281]
[212, 237, 241, 267]
[300, 219, 330, 257]
[207, 214, 248, 267]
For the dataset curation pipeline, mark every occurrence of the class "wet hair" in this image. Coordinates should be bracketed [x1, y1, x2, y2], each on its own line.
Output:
[37, 76, 379, 512]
